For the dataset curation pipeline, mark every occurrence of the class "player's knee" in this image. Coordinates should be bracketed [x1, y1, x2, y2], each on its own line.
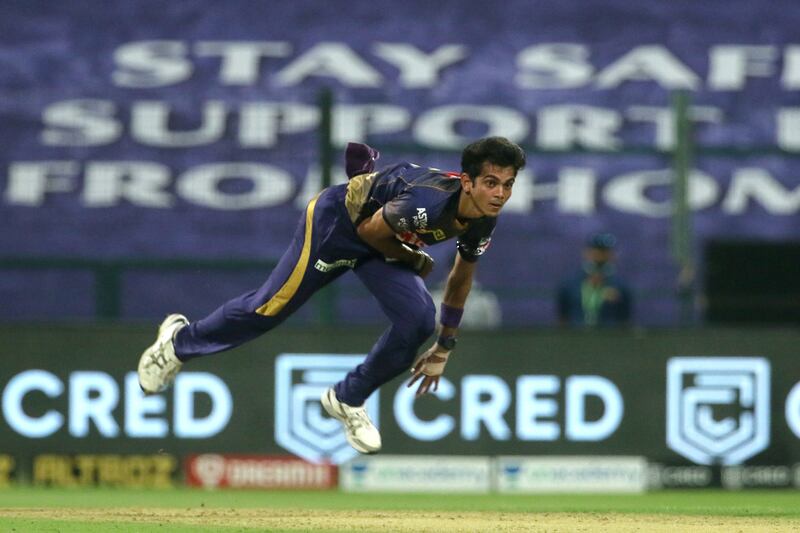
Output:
[418, 302, 436, 340]
[404, 299, 435, 346]
[392, 312, 431, 345]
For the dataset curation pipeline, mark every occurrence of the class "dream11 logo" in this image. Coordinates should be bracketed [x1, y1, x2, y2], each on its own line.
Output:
[274, 354, 378, 465]
[667, 357, 770, 465]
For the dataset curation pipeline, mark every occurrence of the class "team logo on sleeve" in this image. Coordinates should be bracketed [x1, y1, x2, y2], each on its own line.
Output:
[462, 237, 491, 257]
[475, 237, 491, 255]
[274, 354, 379, 464]
[666, 357, 770, 465]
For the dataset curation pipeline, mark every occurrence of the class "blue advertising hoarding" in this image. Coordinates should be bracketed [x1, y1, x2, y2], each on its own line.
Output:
[1, 1, 799, 324]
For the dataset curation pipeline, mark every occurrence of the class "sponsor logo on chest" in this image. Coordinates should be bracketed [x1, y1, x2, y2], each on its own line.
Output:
[412, 208, 428, 229]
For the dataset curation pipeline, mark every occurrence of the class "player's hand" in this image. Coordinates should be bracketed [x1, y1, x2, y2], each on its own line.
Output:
[410, 249, 434, 278]
[407, 344, 450, 397]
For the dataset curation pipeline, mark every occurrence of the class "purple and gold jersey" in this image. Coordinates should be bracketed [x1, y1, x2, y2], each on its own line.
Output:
[344, 162, 495, 262]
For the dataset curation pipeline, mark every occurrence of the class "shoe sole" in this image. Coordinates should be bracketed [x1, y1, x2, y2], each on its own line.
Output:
[137, 343, 161, 395]
[321, 388, 380, 454]
[138, 314, 188, 395]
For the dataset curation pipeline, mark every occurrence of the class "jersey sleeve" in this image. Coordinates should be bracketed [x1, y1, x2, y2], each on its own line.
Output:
[382, 186, 448, 234]
[456, 218, 496, 262]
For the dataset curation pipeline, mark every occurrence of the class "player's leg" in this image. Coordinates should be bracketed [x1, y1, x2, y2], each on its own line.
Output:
[138, 188, 353, 393]
[322, 258, 434, 453]
[173, 200, 331, 361]
[338, 258, 435, 404]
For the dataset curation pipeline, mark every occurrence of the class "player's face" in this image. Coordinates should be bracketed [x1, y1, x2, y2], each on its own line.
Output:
[461, 163, 517, 217]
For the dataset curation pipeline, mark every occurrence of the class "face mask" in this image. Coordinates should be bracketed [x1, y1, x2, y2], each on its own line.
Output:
[583, 260, 615, 276]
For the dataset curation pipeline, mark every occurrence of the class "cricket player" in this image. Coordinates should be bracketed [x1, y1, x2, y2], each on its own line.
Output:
[138, 136, 526, 454]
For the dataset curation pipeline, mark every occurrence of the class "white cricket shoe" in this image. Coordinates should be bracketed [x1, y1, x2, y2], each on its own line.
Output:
[321, 387, 381, 454]
[137, 313, 189, 394]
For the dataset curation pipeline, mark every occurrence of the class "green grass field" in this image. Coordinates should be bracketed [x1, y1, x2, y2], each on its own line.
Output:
[1, 488, 800, 532]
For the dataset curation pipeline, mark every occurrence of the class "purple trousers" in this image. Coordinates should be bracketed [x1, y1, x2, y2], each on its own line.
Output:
[173, 184, 436, 406]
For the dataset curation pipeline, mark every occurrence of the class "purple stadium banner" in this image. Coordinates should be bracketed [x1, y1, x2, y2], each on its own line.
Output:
[1, 1, 799, 325]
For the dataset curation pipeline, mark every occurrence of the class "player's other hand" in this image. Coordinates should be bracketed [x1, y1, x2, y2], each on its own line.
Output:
[408, 344, 450, 397]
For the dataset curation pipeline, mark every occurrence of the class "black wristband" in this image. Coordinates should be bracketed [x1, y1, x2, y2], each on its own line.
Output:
[437, 335, 457, 350]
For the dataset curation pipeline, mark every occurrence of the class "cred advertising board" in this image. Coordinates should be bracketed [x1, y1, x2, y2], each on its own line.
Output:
[2, 325, 800, 469]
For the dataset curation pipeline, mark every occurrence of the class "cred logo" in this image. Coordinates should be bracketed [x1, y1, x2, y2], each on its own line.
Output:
[666, 357, 770, 465]
[274, 354, 379, 464]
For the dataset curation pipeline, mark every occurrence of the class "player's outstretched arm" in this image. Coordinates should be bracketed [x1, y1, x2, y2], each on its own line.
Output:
[409, 254, 476, 396]
[441, 253, 476, 312]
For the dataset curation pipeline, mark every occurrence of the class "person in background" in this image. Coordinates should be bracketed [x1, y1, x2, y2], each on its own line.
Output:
[430, 252, 503, 329]
[557, 233, 632, 327]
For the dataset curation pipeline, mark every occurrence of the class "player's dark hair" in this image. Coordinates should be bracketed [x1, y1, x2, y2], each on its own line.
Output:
[461, 136, 526, 180]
